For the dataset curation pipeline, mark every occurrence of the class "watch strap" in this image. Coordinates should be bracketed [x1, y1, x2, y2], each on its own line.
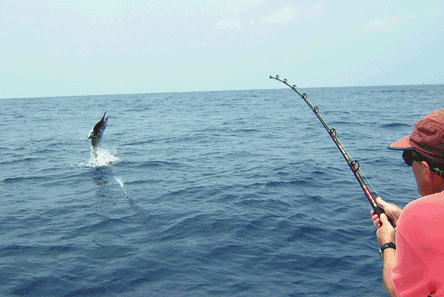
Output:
[380, 242, 396, 252]
[379, 242, 396, 260]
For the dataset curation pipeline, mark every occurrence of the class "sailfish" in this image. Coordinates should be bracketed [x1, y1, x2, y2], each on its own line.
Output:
[88, 112, 109, 149]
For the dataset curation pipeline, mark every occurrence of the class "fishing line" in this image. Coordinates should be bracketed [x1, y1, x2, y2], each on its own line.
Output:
[270, 75, 386, 217]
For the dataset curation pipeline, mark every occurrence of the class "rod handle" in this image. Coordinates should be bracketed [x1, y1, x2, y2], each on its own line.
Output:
[374, 204, 396, 226]
[374, 205, 387, 226]
[374, 204, 384, 216]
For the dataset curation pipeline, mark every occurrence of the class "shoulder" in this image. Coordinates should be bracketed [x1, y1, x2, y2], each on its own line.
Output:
[402, 191, 444, 218]
[398, 191, 444, 238]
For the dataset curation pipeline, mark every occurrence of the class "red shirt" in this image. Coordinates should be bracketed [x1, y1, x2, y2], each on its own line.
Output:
[392, 191, 444, 296]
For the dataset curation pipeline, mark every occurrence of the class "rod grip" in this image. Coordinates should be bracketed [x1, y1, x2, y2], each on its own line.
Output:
[374, 204, 385, 216]
[374, 204, 396, 226]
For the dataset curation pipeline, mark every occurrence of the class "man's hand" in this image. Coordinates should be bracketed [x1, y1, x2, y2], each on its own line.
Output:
[376, 213, 396, 246]
[371, 197, 402, 228]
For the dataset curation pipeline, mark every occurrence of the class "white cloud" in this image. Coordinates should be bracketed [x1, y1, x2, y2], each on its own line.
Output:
[211, 0, 265, 29]
[260, 6, 298, 24]
[429, 8, 442, 16]
[220, 0, 265, 15]
[366, 19, 385, 29]
[213, 17, 242, 29]
[364, 14, 402, 31]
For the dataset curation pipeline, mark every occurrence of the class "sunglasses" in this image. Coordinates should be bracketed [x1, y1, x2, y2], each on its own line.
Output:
[402, 150, 444, 178]
[402, 150, 429, 166]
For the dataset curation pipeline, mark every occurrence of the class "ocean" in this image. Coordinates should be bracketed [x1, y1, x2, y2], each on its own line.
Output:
[1, 84, 443, 296]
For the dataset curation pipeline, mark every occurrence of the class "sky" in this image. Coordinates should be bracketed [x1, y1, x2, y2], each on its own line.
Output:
[1, 0, 443, 98]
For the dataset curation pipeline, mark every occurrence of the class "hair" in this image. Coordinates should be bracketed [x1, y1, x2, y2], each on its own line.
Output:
[426, 162, 444, 179]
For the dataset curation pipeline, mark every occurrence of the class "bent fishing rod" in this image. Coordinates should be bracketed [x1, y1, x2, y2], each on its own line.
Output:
[270, 75, 385, 216]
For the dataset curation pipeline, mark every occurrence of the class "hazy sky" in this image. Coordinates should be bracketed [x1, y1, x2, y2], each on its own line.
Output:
[1, 0, 443, 98]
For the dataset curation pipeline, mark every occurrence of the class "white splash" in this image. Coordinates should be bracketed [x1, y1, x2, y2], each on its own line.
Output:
[88, 148, 119, 167]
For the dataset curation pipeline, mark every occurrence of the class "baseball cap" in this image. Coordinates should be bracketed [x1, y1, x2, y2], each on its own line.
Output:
[388, 110, 444, 164]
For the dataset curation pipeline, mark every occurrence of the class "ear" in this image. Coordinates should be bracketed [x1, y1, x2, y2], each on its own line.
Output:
[420, 161, 433, 183]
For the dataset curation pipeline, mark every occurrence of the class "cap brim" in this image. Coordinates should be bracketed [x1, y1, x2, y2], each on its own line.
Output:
[388, 135, 413, 150]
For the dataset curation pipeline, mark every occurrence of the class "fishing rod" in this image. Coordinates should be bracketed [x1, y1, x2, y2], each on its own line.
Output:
[270, 75, 385, 216]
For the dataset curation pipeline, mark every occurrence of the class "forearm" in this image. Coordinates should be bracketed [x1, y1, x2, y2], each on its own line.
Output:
[382, 249, 397, 297]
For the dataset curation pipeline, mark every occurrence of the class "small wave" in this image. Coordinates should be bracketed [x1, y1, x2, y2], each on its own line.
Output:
[126, 140, 155, 146]
[1, 244, 77, 256]
[233, 128, 260, 133]
[380, 122, 411, 129]
[2, 176, 48, 183]
[2, 177, 26, 183]
[11, 276, 72, 296]
[0, 157, 43, 166]
[118, 160, 181, 169]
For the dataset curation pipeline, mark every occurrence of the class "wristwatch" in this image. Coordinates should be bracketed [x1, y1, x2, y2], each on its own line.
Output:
[379, 242, 396, 259]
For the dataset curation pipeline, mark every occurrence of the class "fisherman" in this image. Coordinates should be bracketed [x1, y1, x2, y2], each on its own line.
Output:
[371, 110, 444, 296]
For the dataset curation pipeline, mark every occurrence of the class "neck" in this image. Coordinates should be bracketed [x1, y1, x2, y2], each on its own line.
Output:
[426, 173, 444, 196]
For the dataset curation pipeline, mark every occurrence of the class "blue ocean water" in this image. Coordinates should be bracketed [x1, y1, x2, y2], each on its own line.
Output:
[1, 84, 443, 296]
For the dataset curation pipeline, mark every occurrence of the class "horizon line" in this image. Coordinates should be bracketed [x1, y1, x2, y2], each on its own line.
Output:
[1, 83, 443, 100]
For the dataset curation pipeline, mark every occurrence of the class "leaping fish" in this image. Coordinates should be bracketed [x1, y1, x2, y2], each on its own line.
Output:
[88, 112, 109, 149]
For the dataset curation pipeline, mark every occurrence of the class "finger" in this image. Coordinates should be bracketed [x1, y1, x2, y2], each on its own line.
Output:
[379, 213, 392, 227]
[376, 197, 386, 207]
[373, 220, 380, 228]
[372, 218, 379, 227]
